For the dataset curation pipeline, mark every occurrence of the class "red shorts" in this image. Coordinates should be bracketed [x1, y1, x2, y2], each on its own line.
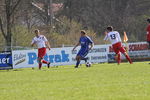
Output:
[112, 42, 126, 54]
[38, 47, 46, 58]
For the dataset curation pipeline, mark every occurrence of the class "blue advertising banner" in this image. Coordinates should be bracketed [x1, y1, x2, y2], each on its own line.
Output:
[0, 52, 12, 70]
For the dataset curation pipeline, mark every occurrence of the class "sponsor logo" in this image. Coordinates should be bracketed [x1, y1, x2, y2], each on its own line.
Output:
[0, 58, 10, 64]
[129, 44, 148, 51]
[0, 52, 12, 68]
[109, 43, 148, 52]
[14, 53, 26, 65]
[28, 50, 69, 64]
[89, 48, 107, 53]
[15, 59, 26, 65]
[91, 56, 107, 60]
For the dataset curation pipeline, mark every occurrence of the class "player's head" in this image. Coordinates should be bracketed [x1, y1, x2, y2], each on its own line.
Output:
[147, 18, 150, 23]
[34, 29, 40, 36]
[80, 30, 86, 36]
[106, 26, 113, 32]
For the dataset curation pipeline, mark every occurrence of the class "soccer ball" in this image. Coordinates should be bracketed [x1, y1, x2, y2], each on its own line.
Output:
[86, 62, 92, 67]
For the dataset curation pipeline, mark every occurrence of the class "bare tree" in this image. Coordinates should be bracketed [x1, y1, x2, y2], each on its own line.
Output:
[0, 0, 22, 50]
[62, 0, 150, 41]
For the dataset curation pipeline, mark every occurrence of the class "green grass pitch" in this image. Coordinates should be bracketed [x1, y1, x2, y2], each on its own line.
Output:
[0, 62, 150, 100]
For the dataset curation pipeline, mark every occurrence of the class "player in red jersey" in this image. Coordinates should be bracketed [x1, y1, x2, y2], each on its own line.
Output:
[31, 29, 51, 69]
[146, 19, 150, 49]
[104, 26, 132, 64]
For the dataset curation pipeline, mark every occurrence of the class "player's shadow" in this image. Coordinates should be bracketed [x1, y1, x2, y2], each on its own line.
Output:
[0, 69, 23, 72]
[12, 69, 23, 71]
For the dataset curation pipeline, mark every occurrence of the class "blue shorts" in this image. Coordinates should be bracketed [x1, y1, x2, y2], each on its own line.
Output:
[77, 49, 89, 58]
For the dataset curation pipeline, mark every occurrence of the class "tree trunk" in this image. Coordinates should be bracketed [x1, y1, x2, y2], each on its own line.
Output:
[5, 0, 12, 50]
[6, 20, 12, 50]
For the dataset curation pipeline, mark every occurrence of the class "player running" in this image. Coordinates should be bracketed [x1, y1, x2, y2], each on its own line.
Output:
[31, 29, 51, 69]
[72, 30, 94, 68]
[104, 26, 132, 65]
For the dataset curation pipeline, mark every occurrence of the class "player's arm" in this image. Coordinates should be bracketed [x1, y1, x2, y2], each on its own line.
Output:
[72, 42, 80, 51]
[31, 43, 35, 47]
[146, 26, 150, 41]
[146, 31, 149, 38]
[43, 36, 51, 50]
[88, 37, 94, 50]
[89, 42, 94, 50]
[147, 31, 149, 34]
[45, 41, 51, 50]
[31, 39, 35, 47]
[104, 32, 108, 43]
[146, 26, 150, 35]
[117, 32, 122, 42]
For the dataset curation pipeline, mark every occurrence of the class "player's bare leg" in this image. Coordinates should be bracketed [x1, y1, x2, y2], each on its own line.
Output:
[38, 57, 42, 70]
[41, 60, 50, 68]
[47, 62, 50, 68]
[116, 53, 121, 65]
[123, 52, 132, 64]
[75, 56, 81, 68]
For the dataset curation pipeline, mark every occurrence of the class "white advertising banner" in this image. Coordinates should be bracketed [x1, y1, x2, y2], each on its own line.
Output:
[12, 45, 108, 69]
[12, 42, 150, 68]
[108, 42, 150, 62]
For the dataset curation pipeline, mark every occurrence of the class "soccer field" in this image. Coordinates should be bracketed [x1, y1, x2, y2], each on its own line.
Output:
[0, 62, 150, 100]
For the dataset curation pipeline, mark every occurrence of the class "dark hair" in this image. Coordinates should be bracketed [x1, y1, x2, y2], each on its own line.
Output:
[107, 26, 113, 31]
[147, 19, 150, 23]
[34, 29, 39, 33]
[81, 30, 86, 34]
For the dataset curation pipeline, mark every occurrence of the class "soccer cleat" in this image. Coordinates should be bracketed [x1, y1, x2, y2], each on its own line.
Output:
[47, 62, 50, 68]
[85, 57, 89, 63]
[74, 66, 78, 68]
[130, 62, 133, 64]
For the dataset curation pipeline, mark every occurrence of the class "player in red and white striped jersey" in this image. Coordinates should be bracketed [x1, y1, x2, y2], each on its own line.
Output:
[31, 29, 51, 69]
[104, 26, 132, 65]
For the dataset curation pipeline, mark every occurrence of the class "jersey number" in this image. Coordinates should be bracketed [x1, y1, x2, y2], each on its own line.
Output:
[110, 34, 116, 39]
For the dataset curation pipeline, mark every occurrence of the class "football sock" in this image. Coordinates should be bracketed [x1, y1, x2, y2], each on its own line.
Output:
[117, 53, 121, 64]
[47, 62, 50, 68]
[76, 60, 80, 67]
[39, 63, 42, 69]
[42, 60, 49, 64]
[125, 55, 132, 64]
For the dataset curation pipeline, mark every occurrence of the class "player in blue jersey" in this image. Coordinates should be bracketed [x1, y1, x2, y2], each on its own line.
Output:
[72, 30, 94, 68]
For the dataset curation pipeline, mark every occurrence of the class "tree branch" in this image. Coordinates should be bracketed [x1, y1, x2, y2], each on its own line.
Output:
[10, 0, 22, 16]
[0, 18, 6, 39]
